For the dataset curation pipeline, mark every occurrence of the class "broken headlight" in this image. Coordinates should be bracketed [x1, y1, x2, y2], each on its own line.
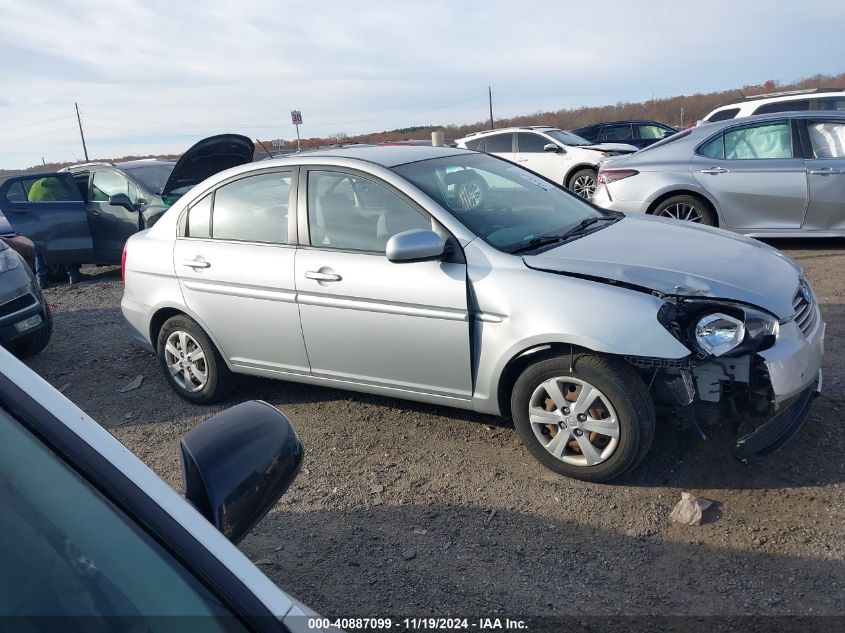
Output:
[695, 313, 744, 356]
[660, 301, 779, 358]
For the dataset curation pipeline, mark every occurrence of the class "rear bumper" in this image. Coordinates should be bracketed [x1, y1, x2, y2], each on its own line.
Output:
[591, 185, 647, 214]
[121, 295, 155, 353]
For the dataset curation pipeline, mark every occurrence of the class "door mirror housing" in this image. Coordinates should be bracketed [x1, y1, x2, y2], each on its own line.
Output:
[108, 193, 136, 211]
[543, 143, 561, 153]
[180, 400, 303, 544]
[386, 229, 447, 263]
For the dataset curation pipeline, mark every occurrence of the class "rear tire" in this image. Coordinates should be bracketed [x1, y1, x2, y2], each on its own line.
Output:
[10, 304, 53, 358]
[568, 168, 597, 199]
[157, 315, 232, 404]
[511, 354, 655, 482]
[652, 194, 716, 226]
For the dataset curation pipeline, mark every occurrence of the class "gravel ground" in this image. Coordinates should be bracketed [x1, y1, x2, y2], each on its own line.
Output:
[23, 239, 845, 620]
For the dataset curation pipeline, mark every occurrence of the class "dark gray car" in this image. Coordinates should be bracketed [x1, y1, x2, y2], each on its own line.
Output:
[0, 135, 254, 266]
[0, 239, 51, 357]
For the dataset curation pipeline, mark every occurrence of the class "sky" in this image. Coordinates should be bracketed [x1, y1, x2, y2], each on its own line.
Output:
[0, 0, 844, 169]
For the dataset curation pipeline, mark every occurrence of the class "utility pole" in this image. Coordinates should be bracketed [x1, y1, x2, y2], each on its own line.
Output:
[488, 86, 494, 130]
[75, 102, 89, 161]
[680, 107, 684, 128]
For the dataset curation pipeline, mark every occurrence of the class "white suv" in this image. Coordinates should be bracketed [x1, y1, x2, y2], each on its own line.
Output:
[455, 126, 637, 199]
[702, 88, 845, 123]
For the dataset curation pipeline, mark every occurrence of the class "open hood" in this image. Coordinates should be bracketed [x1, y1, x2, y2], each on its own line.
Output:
[160, 134, 254, 196]
[522, 215, 802, 319]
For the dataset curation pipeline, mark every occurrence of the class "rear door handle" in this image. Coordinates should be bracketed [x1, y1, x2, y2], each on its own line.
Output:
[700, 167, 729, 175]
[808, 167, 842, 175]
[305, 270, 342, 282]
[182, 259, 211, 269]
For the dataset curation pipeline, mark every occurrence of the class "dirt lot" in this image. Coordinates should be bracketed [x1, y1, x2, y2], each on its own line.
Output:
[23, 239, 845, 621]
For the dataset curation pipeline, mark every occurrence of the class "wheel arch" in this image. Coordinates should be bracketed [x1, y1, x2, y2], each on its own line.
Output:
[564, 164, 598, 188]
[495, 342, 597, 419]
[148, 305, 234, 369]
[645, 189, 722, 227]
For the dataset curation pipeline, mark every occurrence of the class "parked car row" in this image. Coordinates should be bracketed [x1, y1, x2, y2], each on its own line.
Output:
[117, 144, 823, 483]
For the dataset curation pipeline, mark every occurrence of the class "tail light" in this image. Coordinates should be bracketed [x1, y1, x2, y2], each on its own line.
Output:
[121, 243, 128, 287]
[597, 169, 639, 185]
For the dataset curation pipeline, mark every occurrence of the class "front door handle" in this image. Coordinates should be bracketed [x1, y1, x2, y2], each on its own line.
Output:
[182, 259, 211, 269]
[808, 167, 842, 175]
[305, 270, 342, 282]
[700, 167, 729, 175]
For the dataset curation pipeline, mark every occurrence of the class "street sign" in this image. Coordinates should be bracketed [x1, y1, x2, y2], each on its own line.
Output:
[291, 110, 303, 125]
[271, 138, 285, 148]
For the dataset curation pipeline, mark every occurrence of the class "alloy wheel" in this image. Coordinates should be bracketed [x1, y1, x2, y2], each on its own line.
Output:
[657, 202, 704, 222]
[164, 330, 208, 393]
[527, 376, 620, 466]
[571, 175, 596, 199]
[458, 181, 484, 210]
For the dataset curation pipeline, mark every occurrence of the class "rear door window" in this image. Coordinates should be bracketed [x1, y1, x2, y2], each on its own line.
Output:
[186, 193, 212, 238]
[464, 138, 485, 151]
[211, 171, 291, 244]
[697, 135, 725, 159]
[723, 121, 793, 159]
[483, 133, 514, 153]
[817, 97, 845, 112]
[603, 124, 634, 141]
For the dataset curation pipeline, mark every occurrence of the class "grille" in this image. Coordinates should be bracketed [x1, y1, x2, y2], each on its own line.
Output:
[625, 355, 690, 369]
[792, 282, 818, 337]
[0, 292, 37, 318]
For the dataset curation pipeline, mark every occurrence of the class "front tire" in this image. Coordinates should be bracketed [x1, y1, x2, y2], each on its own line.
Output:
[652, 194, 716, 226]
[511, 354, 655, 482]
[157, 315, 232, 404]
[568, 168, 597, 199]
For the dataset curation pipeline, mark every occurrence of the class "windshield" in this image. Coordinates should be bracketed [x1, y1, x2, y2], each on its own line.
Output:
[544, 129, 592, 146]
[393, 153, 602, 252]
[121, 163, 175, 194]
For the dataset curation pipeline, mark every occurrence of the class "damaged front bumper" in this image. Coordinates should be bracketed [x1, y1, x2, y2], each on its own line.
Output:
[735, 375, 820, 461]
[641, 303, 825, 461]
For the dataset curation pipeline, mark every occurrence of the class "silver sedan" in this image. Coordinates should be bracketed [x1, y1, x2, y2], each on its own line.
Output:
[121, 146, 824, 481]
[592, 112, 845, 237]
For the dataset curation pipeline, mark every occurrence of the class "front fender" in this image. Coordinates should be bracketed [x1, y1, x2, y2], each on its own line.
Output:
[466, 244, 690, 415]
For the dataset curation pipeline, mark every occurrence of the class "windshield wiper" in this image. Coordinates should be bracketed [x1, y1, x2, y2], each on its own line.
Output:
[508, 216, 618, 254]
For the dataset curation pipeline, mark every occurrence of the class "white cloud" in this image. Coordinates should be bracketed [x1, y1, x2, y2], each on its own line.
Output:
[0, 0, 843, 167]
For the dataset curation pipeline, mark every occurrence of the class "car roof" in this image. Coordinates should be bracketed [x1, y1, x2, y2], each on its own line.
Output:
[716, 88, 845, 108]
[66, 159, 175, 172]
[286, 144, 474, 167]
[577, 120, 672, 127]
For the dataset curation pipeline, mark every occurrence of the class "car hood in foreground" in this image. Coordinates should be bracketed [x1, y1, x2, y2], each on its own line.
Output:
[522, 215, 802, 319]
[160, 134, 255, 196]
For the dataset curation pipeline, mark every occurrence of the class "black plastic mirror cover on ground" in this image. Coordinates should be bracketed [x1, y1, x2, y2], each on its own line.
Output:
[180, 400, 304, 544]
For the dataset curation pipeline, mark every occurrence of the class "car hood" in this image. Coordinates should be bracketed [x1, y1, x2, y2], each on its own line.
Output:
[584, 143, 639, 154]
[160, 134, 255, 196]
[522, 215, 802, 319]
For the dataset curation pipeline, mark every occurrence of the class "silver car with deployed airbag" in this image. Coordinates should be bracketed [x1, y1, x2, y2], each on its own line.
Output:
[121, 146, 824, 482]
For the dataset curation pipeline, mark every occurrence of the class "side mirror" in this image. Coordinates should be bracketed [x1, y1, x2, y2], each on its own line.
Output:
[108, 193, 136, 211]
[543, 143, 561, 153]
[386, 229, 447, 263]
[180, 400, 303, 544]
